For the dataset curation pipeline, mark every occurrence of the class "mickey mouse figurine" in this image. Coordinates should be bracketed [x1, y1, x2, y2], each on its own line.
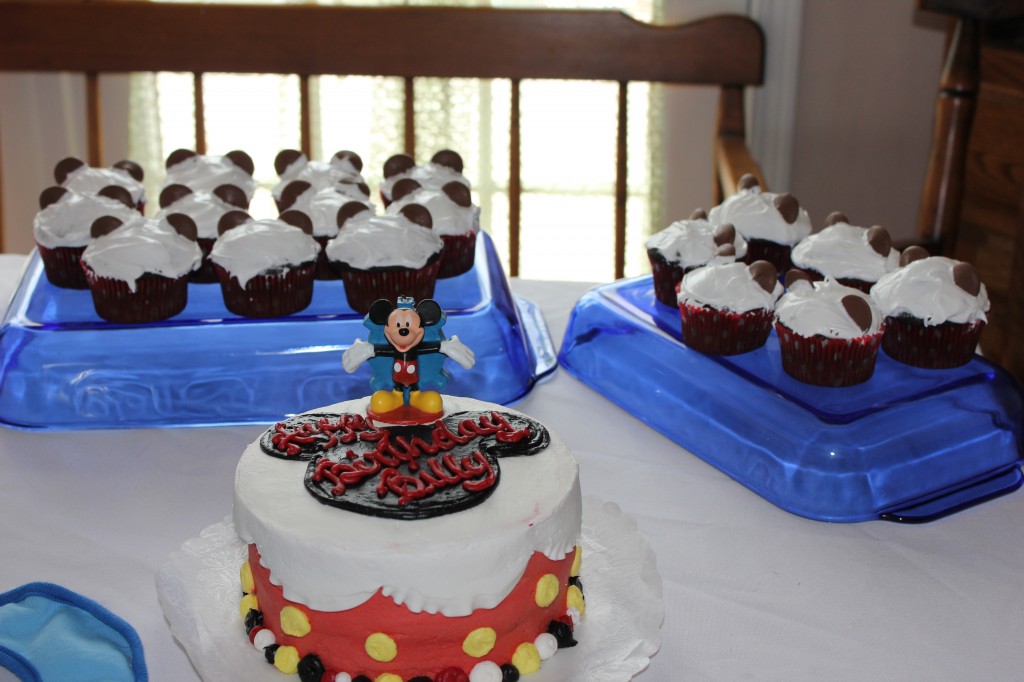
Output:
[342, 296, 475, 423]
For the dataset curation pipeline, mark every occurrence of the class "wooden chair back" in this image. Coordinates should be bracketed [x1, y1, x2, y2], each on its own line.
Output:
[0, 0, 765, 277]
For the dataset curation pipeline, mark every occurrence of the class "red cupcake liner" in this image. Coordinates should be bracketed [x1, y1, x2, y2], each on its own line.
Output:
[335, 256, 441, 315]
[438, 232, 477, 278]
[188, 237, 219, 284]
[214, 263, 316, 318]
[679, 302, 774, 355]
[83, 266, 188, 323]
[37, 244, 89, 289]
[648, 249, 686, 307]
[881, 315, 983, 369]
[797, 268, 875, 294]
[774, 321, 883, 387]
[743, 239, 794, 273]
[313, 237, 341, 280]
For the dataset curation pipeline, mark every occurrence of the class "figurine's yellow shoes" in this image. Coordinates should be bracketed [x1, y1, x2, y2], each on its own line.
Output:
[370, 389, 405, 414]
[410, 390, 443, 414]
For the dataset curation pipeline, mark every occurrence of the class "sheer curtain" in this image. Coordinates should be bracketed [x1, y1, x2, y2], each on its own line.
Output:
[130, 0, 662, 281]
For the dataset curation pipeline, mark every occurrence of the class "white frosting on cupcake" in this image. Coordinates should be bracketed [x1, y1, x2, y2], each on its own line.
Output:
[273, 154, 365, 199]
[870, 256, 989, 325]
[326, 212, 443, 270]
[210, 218, 320, 287]
[381, 162, 470, 201]
[155, 191, 237, 241]
[646, 218, 747, 268]
[386, 187, 480, 237]
[62, 165, 145, 205]
[776, 278, 883, 339]
[162, 155, 257, 199]
[80, 215, 201, 292]
[285, 185, 376, 238]
[677, 262, 782, 313]
[791, 222, 900, 281]
[708, 186, 811, 246]
[33, 191, 139, 249]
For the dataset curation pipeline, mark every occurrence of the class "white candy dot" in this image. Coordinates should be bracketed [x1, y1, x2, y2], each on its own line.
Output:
[334, 674, 353, 682]
[534, 632, 558, 660]
[469, 660, 503, 682]
[252, 628, 276, 650]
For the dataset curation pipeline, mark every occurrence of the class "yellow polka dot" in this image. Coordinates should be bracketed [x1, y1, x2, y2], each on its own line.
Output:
[240, 561, 255, 594]
[280, 605, 311, 637]
[462, 626, 497, 657]
[570, 546, 582, 577]
[239, 594, 258, 618]
[365, 632, 397, 662]
[273, 645, 300, 674]
[376, 675, 403, 682]
[534, 574, 559, 608]
[511, 641, 541, 675]
[566, 584, 585, 616]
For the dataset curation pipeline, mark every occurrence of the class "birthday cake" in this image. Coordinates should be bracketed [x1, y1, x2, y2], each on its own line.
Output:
[232, 298, 584, 681]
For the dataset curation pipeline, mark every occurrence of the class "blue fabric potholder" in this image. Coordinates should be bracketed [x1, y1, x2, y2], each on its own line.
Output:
[0, 582, 147, 681]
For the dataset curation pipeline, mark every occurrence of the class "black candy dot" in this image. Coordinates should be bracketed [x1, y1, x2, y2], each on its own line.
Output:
[501, 663, 521, 682]
[297, 654, 325, 682]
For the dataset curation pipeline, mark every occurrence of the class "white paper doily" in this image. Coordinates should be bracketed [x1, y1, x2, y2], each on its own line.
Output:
[156, 496, 664, 682]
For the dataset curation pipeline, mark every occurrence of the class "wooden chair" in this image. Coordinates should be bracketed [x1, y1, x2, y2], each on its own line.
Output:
[0, 0, 765, 278]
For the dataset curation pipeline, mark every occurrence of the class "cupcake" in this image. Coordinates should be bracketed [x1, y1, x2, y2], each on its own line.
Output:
[386, 178, 480, 278]
[326, 202, 443, 314]
[209, 210, 320, 318]
[790, 212, 900, 293]
[379, 149, 469, 206]
[774, 271, 884, 387]
[646, 208, 747, 306]
[272, 149, 366, 211]
[161, 149, 257, 201]
[155, 183, 249, 283]
[708, 174, 812, 272]
[676, 260, 781, 355]
[33, 185, 139, 289]
[277, 179, 375, 280]
[80, 213, 202, 323]
[54, 157, 146, 212]
[869, 246, 989, 368]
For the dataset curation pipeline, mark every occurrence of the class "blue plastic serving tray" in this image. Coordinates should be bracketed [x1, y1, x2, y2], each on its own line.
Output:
[559, 276, 1024, 523]
[0, 233, 556, 430]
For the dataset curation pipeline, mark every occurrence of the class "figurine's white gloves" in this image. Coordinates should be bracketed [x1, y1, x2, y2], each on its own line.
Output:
[440, 336, 475, 369]
[342, 339, 375, 373]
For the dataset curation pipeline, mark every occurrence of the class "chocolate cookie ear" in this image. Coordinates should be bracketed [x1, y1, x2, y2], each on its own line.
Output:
[97, 185, 134, 208]
[368, 299, 395, 326]
[278, 180, 313, 211]
[399, 203, 432, 229]
[112, 159, 144, 182]
[824, 211, 848, 227]
[218, 210, 252, 236]
[900, 244, 930, 266]
[391, 178, 422, 203]
[738, 173, 759, 190]
[866, 225, 891, 256]
[54, 157, 85, 184]
[748, 260, 778, 293]
[784, 268, 811, 289]
[689, 208, 708, 221]
[165, 148, 197, 170]
[166, 213, 198, 241]
[774, 193, 800, 224]
[431, 149, 464, 174]
[416, 299, 443, 326]
[713, 223, 735, 247]
[383, 154, 415, 179]
[952, 261, 981, 296]
[279, 210, 314, 235]
[90, 216, 124, 239]
[442, 181, 472, 208]
[333, 150, 363, 172]
[337, 201, 371, 229]
[225, 150, 255, 176]
[841, 294, 873, 333]
[274, 149, 306, 177]
[715, 243, 736, 258]
[338, 179, 371, 198]
[159, 183, 193, 209]
[39, 186, 69, 210]
[213, 184, 250, 209]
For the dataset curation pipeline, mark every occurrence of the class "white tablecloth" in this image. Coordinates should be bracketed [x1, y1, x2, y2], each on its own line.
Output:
[0, 254, 1022, 681]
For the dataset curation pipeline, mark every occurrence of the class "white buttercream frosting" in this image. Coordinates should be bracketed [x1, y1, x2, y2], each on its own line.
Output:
[80, 215, 201, 291]
[209, 218, 320, 287]
[381, 162, 470, 201]
[162, 155, 257, 199]
[870, 256, 989, 325]
[33, 190, 139, 249]
[708, 186, 812, 246]
[386, 187, 480, 237]
[646, 218, 747, 268]
[776, 278, 883, 338]
[326, 212, 443, 270]
[273, 155, 365, 199]
[677, 261, 782, 313]
[155, 191, 236, 240]
[62, 165, 145, 205]
[791, 222, 900, 281]
[285, 185, 375, 238]
[232, 395, 582, 616]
